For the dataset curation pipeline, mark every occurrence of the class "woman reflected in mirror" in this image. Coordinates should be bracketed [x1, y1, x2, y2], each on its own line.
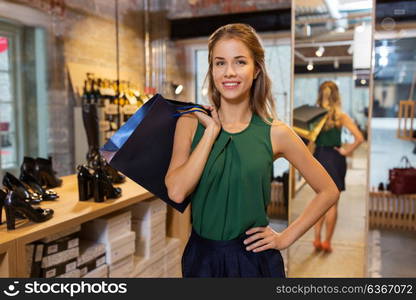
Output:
[312, 81, 365, 253]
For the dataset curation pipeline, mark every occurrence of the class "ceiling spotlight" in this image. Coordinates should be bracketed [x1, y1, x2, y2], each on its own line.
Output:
[334, 59, 339, 69]
[307, 61, 314, 71]
[379, 45, 389, 57]
[379, 57, 388, 67]
[304, 24, 311, 37]
[347, 45, 353, 55]
[172, 84, 183, 95]
[315, 46, 325, 57]
[201, 87, 208, 96]
[360, 79, 367, 85]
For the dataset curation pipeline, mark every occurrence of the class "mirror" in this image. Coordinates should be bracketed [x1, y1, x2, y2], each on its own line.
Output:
[367, 0, 416, 277]
[288, 0, 373, 277]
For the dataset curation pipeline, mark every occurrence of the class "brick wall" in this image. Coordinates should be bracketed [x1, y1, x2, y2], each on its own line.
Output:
[5, 0, 145, 175]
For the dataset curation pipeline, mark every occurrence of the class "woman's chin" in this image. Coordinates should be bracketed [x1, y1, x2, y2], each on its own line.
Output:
[219, 90, 250, 103]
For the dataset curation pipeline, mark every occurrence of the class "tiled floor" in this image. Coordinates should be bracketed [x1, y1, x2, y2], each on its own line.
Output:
[286, 144, 368, 277]
[377, 229, 416, 277]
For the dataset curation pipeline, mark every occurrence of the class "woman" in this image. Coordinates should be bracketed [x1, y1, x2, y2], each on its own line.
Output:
[165, 24, 339, 278]
[313, 81, 364, 253]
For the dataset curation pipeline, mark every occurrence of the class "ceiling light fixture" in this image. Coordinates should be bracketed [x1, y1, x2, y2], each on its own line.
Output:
[315, 46, 325, 57]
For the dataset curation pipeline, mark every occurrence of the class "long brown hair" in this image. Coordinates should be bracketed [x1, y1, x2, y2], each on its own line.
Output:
[317, 81, 342, 130]
[205, 23, 277, 125]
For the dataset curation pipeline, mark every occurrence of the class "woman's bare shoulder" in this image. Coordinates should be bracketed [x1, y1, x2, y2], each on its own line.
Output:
[175, 113, 199, 141]
[176, 113, 198, 127]
[270, 119, 296, 156]
[271, 119, 292, 136]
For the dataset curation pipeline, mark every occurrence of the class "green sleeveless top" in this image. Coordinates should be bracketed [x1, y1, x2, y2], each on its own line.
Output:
[189, 113, 273, 241]
[316, 126, 342, 147]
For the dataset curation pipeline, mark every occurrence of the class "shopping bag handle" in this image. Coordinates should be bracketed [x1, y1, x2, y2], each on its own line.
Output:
[399, 156, 413, 168]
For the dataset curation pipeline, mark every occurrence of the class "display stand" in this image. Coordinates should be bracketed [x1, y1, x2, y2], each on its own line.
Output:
[0, 175, 191, 277]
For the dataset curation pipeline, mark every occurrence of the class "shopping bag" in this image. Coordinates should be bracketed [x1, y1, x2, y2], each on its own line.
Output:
[293, 105, 328, 145]
[388, 156, 416, 195]
[100, 93, 210, 213]
[293, 104, 328, 130]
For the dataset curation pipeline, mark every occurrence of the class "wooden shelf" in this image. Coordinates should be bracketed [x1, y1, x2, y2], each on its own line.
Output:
[0, 174, 191, 277]
[397, 100, 416, 141]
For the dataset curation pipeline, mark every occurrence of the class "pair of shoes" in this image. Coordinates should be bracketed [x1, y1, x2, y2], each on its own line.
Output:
[20, 173, 59, 201]
[3, 172, 58, 203]
[313, 240, 322, 251]
[0, 188, 54, 230]
[21, 156, 62, 188]
[77, 164, 122, 202]
[3, 172, 42, 204]
[321, 241, 332, 252]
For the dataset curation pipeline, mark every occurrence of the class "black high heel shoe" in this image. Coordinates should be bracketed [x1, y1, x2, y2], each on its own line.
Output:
[103, 162, 125, 184]
[93, 167, 122, 202]
[77, 165, 94, 201]
[35, 157, 62, 188]
[4, 191, 54, 230]
[0, 188, 6, 224]
[21, 156, 38, 177]
[20, 173, 59, 201]
[3, 172, 42, 204]
[1, 188, 26, 224]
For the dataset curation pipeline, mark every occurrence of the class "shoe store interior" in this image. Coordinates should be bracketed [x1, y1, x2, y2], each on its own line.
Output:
[0, 0, 415, 278]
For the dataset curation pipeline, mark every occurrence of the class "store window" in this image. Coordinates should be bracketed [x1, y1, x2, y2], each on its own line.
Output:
[0, 25, 21, 173]
[370, 36, 416, 188]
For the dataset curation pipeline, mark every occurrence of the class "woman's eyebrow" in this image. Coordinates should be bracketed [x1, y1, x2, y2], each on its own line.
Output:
[214, 55, 247, 59]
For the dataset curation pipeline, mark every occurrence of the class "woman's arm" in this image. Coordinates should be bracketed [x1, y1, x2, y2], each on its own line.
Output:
[165, 109, 220, 204]
[335, 113, 364, 156]
[244, 121, 339, 251]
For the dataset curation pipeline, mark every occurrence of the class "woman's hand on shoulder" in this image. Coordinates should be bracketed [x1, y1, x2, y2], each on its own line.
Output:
[193, 105, 221, 137]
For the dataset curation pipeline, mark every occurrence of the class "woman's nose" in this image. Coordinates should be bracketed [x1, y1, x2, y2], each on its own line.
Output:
[224, 64, 236, 77]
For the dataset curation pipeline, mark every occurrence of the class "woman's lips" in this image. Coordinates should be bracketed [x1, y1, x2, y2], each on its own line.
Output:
[222, 81, 241, 89]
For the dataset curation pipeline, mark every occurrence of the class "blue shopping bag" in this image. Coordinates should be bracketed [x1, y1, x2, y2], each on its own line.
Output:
[101, 93, 210, 213]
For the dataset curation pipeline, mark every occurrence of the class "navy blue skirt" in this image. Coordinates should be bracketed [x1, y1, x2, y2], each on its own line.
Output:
[181, 228, 286, 278]
[314, 146, 347, 191]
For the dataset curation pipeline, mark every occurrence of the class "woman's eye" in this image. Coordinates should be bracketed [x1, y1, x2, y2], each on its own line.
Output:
[237, 60, 247, 65]
[215, 61, 225, 66]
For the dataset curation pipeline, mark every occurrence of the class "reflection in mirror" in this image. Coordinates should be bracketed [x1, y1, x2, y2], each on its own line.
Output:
[368, 0, 416, 277]
[288, 0, 372, 277]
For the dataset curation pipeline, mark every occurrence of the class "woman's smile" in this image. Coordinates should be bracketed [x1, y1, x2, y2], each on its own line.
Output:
[222, 80, 241, 89]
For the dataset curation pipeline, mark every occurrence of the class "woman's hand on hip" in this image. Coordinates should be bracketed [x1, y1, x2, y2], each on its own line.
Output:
[334, 146, 350, 156]
[243, 226, 288, 252]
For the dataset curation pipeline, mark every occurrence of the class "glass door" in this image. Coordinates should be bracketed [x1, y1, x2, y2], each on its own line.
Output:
[0, 24, 23, 177]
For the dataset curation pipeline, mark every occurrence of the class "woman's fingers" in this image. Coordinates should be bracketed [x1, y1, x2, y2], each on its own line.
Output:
[245, 226, 266, 235]
[243, 232, 265, 245]
[251, 242, 274, 253]
[246, 236, 273, 252]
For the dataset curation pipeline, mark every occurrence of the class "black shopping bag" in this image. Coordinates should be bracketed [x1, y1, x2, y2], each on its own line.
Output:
[100, 93, 210, 213]
[293, 104, 327, 130]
